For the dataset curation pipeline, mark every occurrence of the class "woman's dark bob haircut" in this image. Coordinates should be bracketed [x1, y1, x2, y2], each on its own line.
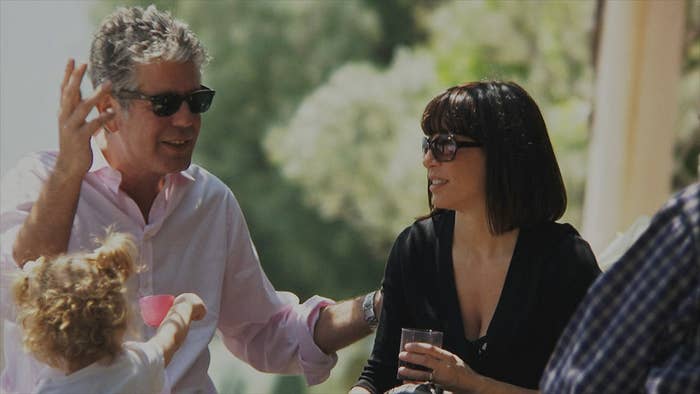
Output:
[421, 81, 567, 234]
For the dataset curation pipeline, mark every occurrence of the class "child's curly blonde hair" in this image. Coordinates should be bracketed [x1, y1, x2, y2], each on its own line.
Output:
[12, 232, 138, 370]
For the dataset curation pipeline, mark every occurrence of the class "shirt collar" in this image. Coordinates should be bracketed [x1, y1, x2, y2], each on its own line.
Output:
[88, 137, 112, 174]
[88, 138, 196, 194]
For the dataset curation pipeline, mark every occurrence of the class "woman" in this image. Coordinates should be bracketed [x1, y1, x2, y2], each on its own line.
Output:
[351, 81, 600, 393]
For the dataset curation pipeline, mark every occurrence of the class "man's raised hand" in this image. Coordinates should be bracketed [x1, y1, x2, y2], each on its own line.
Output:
[56, 59, 114, 177]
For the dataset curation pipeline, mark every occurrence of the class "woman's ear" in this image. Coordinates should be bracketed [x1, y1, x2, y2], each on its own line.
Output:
[96, 95, 118, 133]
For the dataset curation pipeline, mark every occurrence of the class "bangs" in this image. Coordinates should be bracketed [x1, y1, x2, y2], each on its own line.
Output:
[420, 81, 566, 233]
[420, 84, 483, 142]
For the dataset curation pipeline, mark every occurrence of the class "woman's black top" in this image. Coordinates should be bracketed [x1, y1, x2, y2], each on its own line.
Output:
[355, 211, 600, 393]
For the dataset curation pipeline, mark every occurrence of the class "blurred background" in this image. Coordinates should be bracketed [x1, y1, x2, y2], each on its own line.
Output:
[1, 0, 698, 393]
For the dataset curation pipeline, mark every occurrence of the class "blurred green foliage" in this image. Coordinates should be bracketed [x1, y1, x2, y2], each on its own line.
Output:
[673, 0, 700, 188]
[267, 0, 596, 256]
[88, 1, 699, 393]
[270, 375, 305, 394]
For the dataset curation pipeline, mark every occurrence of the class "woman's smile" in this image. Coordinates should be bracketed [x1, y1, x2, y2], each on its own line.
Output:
[429, 176, 448, 192]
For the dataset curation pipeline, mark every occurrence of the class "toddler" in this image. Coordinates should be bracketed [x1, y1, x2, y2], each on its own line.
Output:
[12, 232, 206, 394]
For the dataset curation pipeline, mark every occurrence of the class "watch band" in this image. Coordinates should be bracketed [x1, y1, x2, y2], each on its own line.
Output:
[363, 290, 379, 330]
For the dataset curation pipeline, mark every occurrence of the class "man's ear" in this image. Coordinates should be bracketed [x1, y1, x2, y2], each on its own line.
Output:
[97, 95, 118, 133]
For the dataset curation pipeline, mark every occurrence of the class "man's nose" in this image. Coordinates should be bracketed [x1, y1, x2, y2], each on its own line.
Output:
[171, 101, 197, 126]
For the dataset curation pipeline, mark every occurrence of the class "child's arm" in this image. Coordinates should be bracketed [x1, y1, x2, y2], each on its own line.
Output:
[148, 293, 207, 366]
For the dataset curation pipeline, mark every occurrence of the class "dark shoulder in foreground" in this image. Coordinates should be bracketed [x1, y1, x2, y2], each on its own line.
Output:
[653, 182, 700, 231]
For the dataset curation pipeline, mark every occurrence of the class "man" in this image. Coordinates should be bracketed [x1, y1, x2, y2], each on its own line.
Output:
[0, 5, 380, 393]
[541, 182, 700, 393]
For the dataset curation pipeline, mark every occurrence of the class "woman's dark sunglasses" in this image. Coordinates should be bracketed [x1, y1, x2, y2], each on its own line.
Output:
[115, 85, 215, 117]
[421, 133, 482, 162]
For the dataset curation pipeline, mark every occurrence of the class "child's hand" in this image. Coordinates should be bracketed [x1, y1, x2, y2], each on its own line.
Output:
[174, 293, 207, 321]
[154, 293, 207, 366]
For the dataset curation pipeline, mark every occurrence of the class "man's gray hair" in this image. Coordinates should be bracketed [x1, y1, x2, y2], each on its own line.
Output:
[88, 5, 208, 95]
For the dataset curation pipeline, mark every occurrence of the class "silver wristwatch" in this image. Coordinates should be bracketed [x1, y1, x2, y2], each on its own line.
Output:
[362, 290, 379, 330]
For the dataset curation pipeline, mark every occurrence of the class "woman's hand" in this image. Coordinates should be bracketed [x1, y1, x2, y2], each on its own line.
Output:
[398, 343, 538, 394]
[398, 342, 484, 393]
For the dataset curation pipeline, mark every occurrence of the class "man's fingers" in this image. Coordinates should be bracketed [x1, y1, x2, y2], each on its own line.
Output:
[89, 80, 112, 104]
[68, 81, 113, 128]
[58, 60, 77, 123]
[60, 59, 75, 92]
[61, 63, 87, 107]
[61, 80, 112, 134]
[81, 110, 115, 136]
[59, 71, 84, 121]
[63, 63, 86, 99]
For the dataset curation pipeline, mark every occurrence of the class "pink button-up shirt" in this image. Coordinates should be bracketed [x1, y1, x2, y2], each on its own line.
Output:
[0, 147, 337, 393]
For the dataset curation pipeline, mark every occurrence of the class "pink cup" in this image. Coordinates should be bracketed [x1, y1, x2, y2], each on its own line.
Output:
[139, 294, 175, 327]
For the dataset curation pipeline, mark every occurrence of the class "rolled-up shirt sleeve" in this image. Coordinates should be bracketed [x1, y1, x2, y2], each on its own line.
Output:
[216, 193, 337, 385]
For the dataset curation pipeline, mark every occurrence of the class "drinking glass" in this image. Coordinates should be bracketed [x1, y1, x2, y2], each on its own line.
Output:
[138, 294, 175, 327]
[397, 328, 443, 380]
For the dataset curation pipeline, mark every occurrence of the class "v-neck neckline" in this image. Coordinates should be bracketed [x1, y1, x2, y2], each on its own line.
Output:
[435, 211, 527, 359]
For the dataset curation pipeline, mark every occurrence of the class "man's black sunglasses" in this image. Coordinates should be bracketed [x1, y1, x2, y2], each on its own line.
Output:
[422, 133, 482, 162]
[115, 85, 216, 117]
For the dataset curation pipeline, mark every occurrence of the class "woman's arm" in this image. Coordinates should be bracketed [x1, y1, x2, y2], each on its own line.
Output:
[399, 343, 537, 394]
[148, 293, 207, 366]
[353, 227, 419, 393]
